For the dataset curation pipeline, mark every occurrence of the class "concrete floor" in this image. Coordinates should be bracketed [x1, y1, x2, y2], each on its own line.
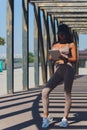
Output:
[0, 67, 87, 96]
[0, 75, 87, 130]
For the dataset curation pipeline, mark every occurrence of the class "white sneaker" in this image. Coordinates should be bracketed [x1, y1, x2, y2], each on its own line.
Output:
[42, 115, 53, 128]
[59, 118, 68, 127]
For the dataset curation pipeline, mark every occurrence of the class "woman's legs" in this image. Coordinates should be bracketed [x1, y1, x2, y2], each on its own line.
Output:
[63, 65, 74, 119]
[42, 87, 52, 118]
[64, 91, 71, 119]
[42, 67, 63, 118]
[59, 65, 74, 127]
[59, 91, 71, 127]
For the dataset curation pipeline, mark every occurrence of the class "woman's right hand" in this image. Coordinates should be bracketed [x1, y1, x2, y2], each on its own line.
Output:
[49, 55, 53, 60]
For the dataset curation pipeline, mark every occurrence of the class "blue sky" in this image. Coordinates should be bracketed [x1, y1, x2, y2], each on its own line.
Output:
[0, 0, 87, 56]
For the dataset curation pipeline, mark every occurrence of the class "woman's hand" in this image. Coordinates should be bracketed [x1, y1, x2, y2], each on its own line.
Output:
[59, 53, 68, 63]
[49, 54, 53, 61]
[60, 53, 68, 59]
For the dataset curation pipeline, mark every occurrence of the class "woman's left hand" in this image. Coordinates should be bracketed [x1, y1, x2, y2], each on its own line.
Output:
[59, 53, 68, 63]
[60, 53, 68, 59]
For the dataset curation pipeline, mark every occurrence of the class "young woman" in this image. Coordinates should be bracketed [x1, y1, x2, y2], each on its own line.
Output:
[42, 24, 77, 128]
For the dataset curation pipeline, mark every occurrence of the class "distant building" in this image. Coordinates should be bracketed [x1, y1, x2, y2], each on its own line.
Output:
[79, 50, 87, 68]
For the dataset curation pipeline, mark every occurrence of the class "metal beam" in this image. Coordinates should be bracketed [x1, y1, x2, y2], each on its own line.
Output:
[29, 0, 87, 35]
[34, 5, 39, 86]
[69, 25, 87, 28]
[40, 6, 87, 10]
[22, 0, 29, 90]
[38, 7, 47, 83]
[7, 0, 14, 94]
[52, 13, 87, 18]
[58, 21, 87, 24]
[57, 18, 87, 22]
[43, 8, 87, 13]
[36, 2, 87, 7]
[71, 27, 87, 29]
[30, 0, 87, 3]
[46, 14, 54, 77]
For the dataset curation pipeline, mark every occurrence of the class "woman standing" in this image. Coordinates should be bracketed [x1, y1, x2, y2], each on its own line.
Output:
[42, 24, 77, 128]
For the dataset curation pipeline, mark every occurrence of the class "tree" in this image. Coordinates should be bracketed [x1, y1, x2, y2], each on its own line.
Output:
[29, 52, 34, 63]
[0, 37, 5, 45]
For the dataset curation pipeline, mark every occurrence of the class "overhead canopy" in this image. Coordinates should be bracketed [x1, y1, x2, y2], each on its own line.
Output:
[29, 0, 87, 34]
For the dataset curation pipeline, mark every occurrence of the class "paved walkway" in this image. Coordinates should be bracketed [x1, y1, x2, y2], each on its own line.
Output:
[0, 75, 87, 130]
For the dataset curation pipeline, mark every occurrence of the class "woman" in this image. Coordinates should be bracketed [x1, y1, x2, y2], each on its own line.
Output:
[42, 24, 77, 128]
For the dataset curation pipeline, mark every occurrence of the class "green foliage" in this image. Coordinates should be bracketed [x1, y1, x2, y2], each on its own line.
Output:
[0, 37, 5, 45]
[29, 52, 34, 63]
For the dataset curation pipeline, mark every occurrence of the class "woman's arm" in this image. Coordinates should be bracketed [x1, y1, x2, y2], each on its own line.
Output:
[59, 43, 77, 63]
[68, 43, 77, 62]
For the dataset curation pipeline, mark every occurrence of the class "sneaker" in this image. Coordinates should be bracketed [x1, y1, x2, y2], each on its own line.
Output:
[59, 118, 68, 127]
[42, 115, 53, 128]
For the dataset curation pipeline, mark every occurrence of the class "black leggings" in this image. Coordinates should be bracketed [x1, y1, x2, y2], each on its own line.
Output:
[45, 64, 75, 93]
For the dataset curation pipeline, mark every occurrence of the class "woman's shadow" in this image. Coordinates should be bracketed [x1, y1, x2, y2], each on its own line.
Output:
[68, 111, 87, 129]
[32, 93, 87, 129]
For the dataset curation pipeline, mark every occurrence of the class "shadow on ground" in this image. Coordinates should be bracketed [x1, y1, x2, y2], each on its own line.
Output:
[1, 75, 87, 130]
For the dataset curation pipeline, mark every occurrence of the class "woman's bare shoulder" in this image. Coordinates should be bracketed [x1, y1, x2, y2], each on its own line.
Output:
[52, 42, 59, 46]
[69, 42, 76, 47]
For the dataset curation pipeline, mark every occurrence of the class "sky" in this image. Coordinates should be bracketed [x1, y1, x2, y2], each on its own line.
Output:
[0, 0, 87, 57]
